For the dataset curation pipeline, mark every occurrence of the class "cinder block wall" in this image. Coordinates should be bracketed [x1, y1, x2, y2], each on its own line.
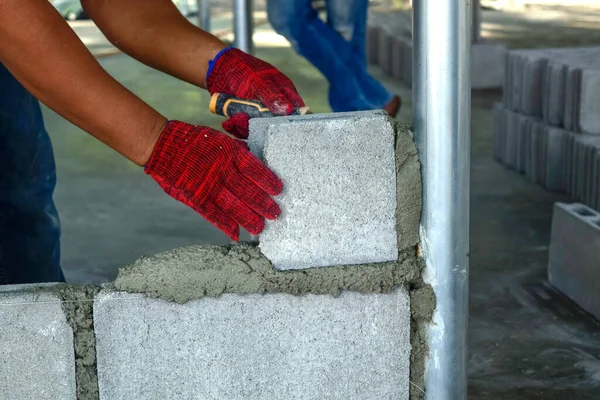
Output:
[0, 113, 432, 400]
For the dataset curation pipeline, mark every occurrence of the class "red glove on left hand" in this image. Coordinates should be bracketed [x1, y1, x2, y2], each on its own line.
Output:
[206, 47, 305, 139]
[145, 120, 282, 241]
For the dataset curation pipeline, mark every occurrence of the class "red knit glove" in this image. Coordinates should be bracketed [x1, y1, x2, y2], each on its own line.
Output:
[145, 121, 283, 241]
[207, 47, 305, 139]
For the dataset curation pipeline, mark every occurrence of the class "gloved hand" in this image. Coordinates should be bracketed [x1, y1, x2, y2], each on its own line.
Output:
[206, 47, 305, 139]
[145, 120, 283, 241]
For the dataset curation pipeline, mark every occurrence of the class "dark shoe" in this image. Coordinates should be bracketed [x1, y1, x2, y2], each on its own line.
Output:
[384, 95, 402, 118]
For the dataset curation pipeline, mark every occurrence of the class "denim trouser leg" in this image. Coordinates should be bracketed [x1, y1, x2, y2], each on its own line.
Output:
[267, 0, 393, 112]
[0, 63, 64, 284]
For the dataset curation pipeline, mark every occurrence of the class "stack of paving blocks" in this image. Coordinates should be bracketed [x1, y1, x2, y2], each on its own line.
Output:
[0, 111, 429, 399]
[493, 47, 600, 210]
[366, 11, 507, 89]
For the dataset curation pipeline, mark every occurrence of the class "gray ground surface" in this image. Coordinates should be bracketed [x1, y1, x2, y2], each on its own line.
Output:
[41, 5, 600, 397]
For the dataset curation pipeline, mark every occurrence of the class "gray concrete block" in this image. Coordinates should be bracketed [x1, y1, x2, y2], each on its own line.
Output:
[570, 135, 600, 204]
[520, 56, 547, 117]
[543, 61, 567, 128]
[0, 286, 76, 400]
[548, 202, 600, 320]
[391, 35, 404, 80]
[578, 69, 600, 135]
[517, 113, 533, 174]
[543, 127, 567, 191]
[256, 111, 399, 270]
[366, 25, 382, 64]
[505, 110, 520, 169]
[94, 288, 411, 400]
[530, 122, 546, 185]
[378, 29, 393, 74]
[471, 41, 507, 89]
[493, 103, 505, 163]
[401, 39, 413, 85]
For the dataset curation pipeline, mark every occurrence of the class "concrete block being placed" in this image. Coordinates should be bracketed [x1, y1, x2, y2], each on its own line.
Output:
[0, 285, 76, 400]
[255, 111, 400, 271]
[94, 288, 411, 400]
[548, 203, 600, 320]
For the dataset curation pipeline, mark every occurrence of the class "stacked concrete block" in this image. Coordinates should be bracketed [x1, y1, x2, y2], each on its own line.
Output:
[250, 111, 398, 271]
[0, 285, 76, 399]
[495, 46, 600, 211]
[548, 202, 600, 320]
[94, 289, 411, 400]
[367, 11, 505, 88]
[504, 47, 600, 133]
[493, 106, 569, 192]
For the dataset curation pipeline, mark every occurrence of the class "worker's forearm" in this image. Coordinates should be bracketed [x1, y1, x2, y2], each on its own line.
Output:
[82, 0, 227, 88]
[0, 0, 167, 166]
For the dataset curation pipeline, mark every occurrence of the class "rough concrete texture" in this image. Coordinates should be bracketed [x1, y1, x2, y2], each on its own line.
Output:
[0, 285, 76, 400]
[548, 202, 600, 320]
[257, 111, 400, 270]
[113, 243, 420, 302]
[55, 285, 101, 400]
[94, 288, 411, 400]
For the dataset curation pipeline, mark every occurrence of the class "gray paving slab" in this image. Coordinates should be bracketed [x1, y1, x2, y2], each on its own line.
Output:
[255, 111, 399, 270]
[548, 202, 600, 321]
[94, 289, 411, 400]
[0, 286, 76, 400]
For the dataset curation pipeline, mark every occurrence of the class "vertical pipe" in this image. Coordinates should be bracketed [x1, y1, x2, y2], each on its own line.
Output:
[412, 0, 471, 398]
[233, 0, 253, 54]
[198, 0, 211, 32]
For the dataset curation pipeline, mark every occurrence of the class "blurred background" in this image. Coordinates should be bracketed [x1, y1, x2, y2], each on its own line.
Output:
[43, 0, 600, 286]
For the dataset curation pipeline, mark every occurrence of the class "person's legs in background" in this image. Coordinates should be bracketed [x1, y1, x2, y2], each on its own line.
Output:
[267, 0, 399, 114]
[0, 63, 64, 285]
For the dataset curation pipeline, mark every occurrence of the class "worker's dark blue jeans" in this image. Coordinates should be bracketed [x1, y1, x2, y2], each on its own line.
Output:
[0, 63, 64, 284]
[267, 0, 394, 112]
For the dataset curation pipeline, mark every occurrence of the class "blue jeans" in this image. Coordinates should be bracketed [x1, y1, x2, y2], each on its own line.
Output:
[267, 0, 393, 112]
[0, 63, 64, 284]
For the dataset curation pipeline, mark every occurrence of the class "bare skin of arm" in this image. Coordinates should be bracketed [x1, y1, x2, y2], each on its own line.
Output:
[0, 0, 167, 166]
[81, 0, 228, 88]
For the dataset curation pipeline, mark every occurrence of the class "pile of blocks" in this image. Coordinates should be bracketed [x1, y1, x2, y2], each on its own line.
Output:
[493, 47, 600, 211]
[0, 111, 426, 400]
[366, 11, 507, 89]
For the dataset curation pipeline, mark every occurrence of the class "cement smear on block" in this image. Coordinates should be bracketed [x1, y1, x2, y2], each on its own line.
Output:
[114, 243, 420, 302]
[114, 243, 434, 399]
[55, 285, 100, 400]
[395, 122, 422, 251]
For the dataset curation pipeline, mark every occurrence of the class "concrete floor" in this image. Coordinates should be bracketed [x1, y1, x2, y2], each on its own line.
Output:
[42, 6, 600, 397]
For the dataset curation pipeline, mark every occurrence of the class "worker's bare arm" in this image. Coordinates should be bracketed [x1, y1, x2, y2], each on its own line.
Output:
[0, 0, 167, 166]
[81, 0, 227, 88]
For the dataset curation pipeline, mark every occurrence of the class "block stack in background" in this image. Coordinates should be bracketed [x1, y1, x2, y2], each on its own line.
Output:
[493, 47, 600, 211]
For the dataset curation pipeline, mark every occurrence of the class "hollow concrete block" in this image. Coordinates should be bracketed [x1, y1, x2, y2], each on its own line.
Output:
[254, 111, 399, 270]
[543, 127, 567, 192]
[548, 202, 600, 320]
[94, 289, 411, 400]
[0, 285, 76, 400]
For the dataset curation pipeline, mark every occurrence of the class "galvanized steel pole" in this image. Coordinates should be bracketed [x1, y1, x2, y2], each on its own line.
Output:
[197, 0, 211, 32]
[233, 0, 253, 54]
[413, 0, 471, 398]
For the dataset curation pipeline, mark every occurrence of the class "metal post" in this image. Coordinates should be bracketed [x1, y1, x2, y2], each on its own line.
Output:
[197, 0, 211, 32]
[413, 0, 471, 398]
[233, 0, 253, 54]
